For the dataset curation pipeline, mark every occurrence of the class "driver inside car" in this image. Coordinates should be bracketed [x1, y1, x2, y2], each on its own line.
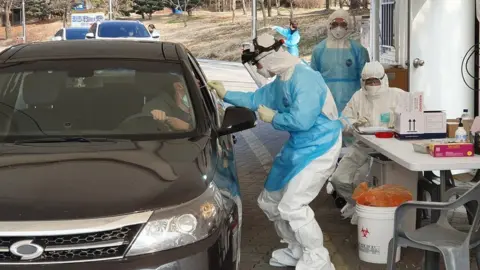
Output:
[142, 81, 193, 131]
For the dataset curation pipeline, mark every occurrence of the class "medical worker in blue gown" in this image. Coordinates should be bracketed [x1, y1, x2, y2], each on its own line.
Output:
[272, 20, 300, 57]
[310, 9, 370, 114]
[208, 33, 343, 270]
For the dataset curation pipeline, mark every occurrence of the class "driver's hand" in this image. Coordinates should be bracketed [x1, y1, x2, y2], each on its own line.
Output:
[151, 110, 167, 121]
[166, 117, 190, 131]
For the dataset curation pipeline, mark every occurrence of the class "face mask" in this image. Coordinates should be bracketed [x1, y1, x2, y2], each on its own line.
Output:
[257, 67, 273, 78]
[182, 95, 189, 108]
[331, 28, 347, 39]
[365, 85, 381, 96]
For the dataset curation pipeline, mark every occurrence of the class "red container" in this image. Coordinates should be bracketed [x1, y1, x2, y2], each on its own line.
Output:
[375, 131, 394, 138]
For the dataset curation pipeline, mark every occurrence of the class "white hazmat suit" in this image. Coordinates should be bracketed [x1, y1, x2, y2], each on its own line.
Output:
[209, 34, 342, 270]
[330, 61, 408, 221]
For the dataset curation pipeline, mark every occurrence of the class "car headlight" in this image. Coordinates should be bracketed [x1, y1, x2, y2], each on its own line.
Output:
[126, 183, 225, 256]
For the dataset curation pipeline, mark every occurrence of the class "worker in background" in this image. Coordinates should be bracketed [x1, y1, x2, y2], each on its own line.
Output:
[147, 24, 156, 34]
[272, 20, 300, 57]
[330, 61, 408, 224]
[208, 33, 341, 270]
[310, 9, 370, 114]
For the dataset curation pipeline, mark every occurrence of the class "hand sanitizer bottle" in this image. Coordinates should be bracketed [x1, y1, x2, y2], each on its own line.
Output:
[455, 118, 468, 143]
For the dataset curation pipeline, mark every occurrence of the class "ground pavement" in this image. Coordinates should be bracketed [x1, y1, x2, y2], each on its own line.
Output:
[235, 121, 475, 270]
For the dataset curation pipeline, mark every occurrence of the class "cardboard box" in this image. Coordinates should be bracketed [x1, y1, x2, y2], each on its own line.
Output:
[446, 119, 474, 138]
[385, 67, 408, 92]
[424, 111, 447, 135]
[408, 92, 424, 113]
[394, 112, 425, 139]
[429, 143, 474, 158]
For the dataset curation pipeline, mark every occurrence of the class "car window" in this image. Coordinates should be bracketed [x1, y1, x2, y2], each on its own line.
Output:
[88, 23, 97, 36]
[0, 60, 200, 140]
[65, 29, 89, 40]
[98, 23, 150, 38]
[54, 30, 63, 37]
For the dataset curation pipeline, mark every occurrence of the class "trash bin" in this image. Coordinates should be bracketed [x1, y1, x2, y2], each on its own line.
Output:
[356, 204, 401, 264]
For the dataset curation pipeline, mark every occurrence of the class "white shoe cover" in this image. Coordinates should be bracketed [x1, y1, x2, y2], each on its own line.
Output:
[269, 245, 302, 267]
[340, 202, 355, 219]
[296, 250, 335, 270]
[326, 181, 335, 195]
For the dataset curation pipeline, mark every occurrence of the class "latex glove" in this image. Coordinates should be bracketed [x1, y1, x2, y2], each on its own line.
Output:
[353, 117, 369, 128]
[258, 105, 276, 123]
[151, 110, 167, 121]
[207, 81, 227, 99]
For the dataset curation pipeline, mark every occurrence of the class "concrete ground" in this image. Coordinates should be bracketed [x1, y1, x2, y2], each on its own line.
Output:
[233, 121, 477, 270]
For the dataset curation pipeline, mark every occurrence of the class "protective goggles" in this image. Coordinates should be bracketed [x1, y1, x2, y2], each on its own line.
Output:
[362, 74, 385, 85]
[330, 19, 348, 29]
[241, 38, 285, 65]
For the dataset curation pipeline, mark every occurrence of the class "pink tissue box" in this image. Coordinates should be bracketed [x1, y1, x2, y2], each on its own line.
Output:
[429, 143, 474, 158]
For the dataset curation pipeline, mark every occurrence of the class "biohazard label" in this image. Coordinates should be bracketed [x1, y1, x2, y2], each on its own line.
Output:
[359, 243, 380, 255]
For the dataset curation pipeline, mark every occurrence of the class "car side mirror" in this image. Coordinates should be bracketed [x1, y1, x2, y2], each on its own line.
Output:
[151, 31, 160, 39]
[85, 33, 95, 39]
[51, 36, 62, 41]
[218, 106, 257, 136]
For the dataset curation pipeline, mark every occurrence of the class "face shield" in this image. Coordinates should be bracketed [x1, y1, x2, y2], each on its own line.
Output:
[241, 36, 285, 79]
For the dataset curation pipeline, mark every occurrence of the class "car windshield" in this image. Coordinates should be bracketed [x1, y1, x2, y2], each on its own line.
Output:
[98, 23, 150, 38]
[0, 60, 197, 141]
[65, 28, 89, 40]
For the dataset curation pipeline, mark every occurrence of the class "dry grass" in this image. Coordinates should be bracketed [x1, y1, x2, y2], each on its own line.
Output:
[146, 8, 368, 62]
[0, 7, 368, 62]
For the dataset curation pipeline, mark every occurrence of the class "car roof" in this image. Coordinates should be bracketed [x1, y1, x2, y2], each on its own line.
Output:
[65, 27, 89, 30]
[0, 40, 188, 63]
[98, 20, 142, 25]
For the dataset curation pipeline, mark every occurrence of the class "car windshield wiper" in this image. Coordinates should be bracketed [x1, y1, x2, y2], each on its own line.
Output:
[13, 137, 115, 145]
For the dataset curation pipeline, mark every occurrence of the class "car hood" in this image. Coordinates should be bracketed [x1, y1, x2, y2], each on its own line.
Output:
[0, 137, 213, 221]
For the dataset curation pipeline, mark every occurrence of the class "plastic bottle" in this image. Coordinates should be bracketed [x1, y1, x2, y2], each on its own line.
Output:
[455, 118, 468, 143]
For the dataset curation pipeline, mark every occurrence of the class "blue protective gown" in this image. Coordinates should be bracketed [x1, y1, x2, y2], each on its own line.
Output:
[224, 64, 343, 191]
[310, 39, 369, 113]
[273, 26, 300, 57]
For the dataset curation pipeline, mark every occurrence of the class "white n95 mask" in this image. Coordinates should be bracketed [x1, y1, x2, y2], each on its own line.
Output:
[365, 85, 381, 96]
[331, 28, 347, 39]
[257, 67, 273, 78]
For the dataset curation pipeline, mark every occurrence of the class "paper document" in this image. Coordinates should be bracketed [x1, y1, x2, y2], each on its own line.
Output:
[357, 126, 393, 134]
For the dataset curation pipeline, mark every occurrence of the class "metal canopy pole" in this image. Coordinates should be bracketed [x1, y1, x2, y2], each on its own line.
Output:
[109, 0, 113, 20]
[21, 0, 26, 43]
[251, 0, 257, 39]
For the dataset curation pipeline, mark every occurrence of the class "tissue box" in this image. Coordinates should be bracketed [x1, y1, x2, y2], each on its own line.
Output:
[394, 111, 425, 139]
[408, 92, 423, 113]
[424, 111, 447, 138]
[429, 143, 474, 157]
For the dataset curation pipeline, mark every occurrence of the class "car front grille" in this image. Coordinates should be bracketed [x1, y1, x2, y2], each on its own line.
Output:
[0, 224, 142, 264]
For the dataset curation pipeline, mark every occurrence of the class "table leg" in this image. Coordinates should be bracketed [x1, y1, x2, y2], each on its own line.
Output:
[423, 170, 446, 269]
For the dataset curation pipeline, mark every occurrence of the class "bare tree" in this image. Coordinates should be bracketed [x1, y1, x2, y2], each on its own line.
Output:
[1, 0, 15, 39]
[259, 0, 266, 27]
[289, 0, 293, 20]
[231, 0, 235, 22]
[267, 0, 271, 17]
[241, 0, 246, 15]
[325, 0, 329, 10]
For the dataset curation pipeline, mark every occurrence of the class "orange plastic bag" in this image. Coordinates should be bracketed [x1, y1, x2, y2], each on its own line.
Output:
[352, 182, 413, 207]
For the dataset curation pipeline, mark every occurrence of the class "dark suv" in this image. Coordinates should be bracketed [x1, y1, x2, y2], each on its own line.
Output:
[0, 40, 255, 269]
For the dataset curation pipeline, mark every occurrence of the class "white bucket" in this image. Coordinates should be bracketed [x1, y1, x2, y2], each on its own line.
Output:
[356, 204, 401, 264]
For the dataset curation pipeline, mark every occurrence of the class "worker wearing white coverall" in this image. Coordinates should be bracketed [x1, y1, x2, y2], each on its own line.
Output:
[330, 61, 408, 221]
[208, 34, 343, 270]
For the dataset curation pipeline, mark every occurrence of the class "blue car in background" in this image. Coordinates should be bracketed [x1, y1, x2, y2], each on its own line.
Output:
[51, 27, 90, 41]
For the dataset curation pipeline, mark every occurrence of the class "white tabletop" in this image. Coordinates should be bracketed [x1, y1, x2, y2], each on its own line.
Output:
[354, 134, 480, 171]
